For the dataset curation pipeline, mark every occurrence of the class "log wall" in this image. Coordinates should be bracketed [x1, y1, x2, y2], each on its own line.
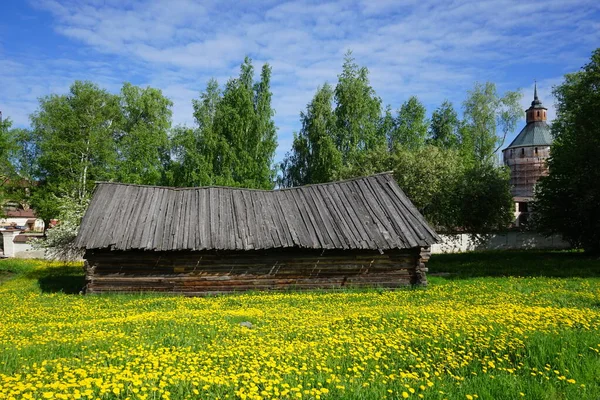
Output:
[84, 248, 428, 295]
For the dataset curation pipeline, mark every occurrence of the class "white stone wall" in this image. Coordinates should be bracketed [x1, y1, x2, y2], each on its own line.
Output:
[432, 232, 570, 254]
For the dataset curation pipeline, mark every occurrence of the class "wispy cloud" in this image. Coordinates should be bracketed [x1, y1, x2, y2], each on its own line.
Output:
[1, 0, 599, 161]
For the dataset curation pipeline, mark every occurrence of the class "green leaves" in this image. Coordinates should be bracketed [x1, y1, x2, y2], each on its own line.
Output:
[31, 81, 121, 200]
[116, 83, 173, 185]
[282, 53, 384, 187]
[392, 96, 429, 151]
[534, 48, 600, 254]
[461, 82, 523, 166]
[171, 58, 278, 190]
[281, 84, 341, 187]
[281, 54, 516, 233]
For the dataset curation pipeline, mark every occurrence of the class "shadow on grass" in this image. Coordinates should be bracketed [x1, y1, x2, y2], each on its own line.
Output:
[428, 250, 600, 279]
[0, 270, 15, 284]
[25, 265, 86, 294]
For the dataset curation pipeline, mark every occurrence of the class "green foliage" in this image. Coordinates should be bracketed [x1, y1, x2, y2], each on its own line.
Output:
[0, 119, 39, 212]
[334, 51, 385, 166]
[116, 83, 173, 185]
[281, 84, 340, 187]
[392, 146, 464, 229]
[28, 80, 174, 226]
[33, 194, 89, 261]
[31, 81, 121, 200]
[428, 100, 461, 149]
[171, 58, 278, 189]
[455, 164, 514, 232]
[391, 146, 512, 232]
[0, 117, 15, 210]
[534, 49, 600, 254]
[391, 96, 429, 151]
[282, 53, 384, 186]
[280, 52, 516, 234]
[170, 79, 220, 187]
[461, 82, 522, 165]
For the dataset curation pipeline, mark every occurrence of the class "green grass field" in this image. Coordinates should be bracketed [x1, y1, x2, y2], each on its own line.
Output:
[0, 251, 599, 400]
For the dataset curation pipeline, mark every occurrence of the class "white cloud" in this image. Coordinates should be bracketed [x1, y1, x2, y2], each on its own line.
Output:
[2, 0, 598, 160]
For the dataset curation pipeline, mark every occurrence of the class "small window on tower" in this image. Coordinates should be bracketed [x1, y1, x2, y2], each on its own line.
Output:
[537, 111, 540, 117]
[535, 147, 538, 154]
[521, 148, 525, 157]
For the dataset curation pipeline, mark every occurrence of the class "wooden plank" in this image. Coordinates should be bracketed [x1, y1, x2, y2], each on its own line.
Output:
[209, 188, 219, 250]
[282, 190, 310, 247]
[93, 185, 125, 249]
[329, 183, 370, 249]
[353, 179, 397, 249]
[200, 188, 211, 250]
[383, 176, 438, 244]
[76, 184, 109, 247]
[367, 176, 416, 248]
[260, 190, 283, 248]
[142, 187, 163, 250]
[240, 190, 257, 250]
[376, 175, 430, 246]
[337, 182, 379, 249]
[307, 185, 345, 249]
[127, 186, 151, 250]
[115, 185, 143, 249]
[320, 184, 364, 249]
[153, 188, 171, 251]
[290, 189, 322, 248]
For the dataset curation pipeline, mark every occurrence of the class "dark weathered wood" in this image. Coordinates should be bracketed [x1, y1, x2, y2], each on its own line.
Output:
[77, 173, 441, 251]
[84, 248, 425, 295]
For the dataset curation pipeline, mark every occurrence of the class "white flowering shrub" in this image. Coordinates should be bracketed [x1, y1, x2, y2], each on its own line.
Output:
[34, 195, 89, 261]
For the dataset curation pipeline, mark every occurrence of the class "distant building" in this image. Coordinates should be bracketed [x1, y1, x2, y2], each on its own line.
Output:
[0, 208, 44, 231]
[502, 84, 553, 226]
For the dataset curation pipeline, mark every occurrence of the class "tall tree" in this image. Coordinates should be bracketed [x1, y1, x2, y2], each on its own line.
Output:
[391, 96, 429, 150]
[455, 164, 514, 232]
[461, 82, 522, 165]
[31, 81, 121, 201]
[116, 83, 173, 185]
[334, 51, 384, 166]
[392, 145, 464, 229]
[170, 79, 220, 187]
[281, 84, 340, 187]
[172, 58, 277, 189]
[212, 58, 277, 188]
[534, 48, 600, 254]
[428, 100, 460, 149]
[0, 116, 15, 210]
[4, 127, 38, 210]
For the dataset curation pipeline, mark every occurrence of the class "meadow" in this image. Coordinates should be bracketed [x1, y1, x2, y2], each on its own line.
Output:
[0, 252, 599, 400]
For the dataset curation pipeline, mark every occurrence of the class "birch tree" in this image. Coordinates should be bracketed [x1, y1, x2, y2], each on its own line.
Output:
[31, 81, 120, 200]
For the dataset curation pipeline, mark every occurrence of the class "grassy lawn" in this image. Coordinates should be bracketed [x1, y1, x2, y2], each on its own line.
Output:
[0, 252, 599, 400]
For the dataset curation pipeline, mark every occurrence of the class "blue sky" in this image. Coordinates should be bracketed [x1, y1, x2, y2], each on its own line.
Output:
[1, 0, 599, 162]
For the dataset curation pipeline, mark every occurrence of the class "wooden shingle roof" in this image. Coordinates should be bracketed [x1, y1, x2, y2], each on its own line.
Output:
[75, 172, 439, 251]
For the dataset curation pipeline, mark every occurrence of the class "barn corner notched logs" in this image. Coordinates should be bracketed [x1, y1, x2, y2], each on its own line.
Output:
[75, 173, 440, 295]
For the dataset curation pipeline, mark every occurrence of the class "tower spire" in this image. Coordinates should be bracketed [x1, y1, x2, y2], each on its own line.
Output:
[531, 80, 542, 107]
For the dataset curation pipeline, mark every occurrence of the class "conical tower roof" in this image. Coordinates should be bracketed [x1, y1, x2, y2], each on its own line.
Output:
[505, 84, 552, 149]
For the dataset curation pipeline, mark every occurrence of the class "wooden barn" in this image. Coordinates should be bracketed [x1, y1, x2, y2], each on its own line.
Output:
[74, 173, 440, 295]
